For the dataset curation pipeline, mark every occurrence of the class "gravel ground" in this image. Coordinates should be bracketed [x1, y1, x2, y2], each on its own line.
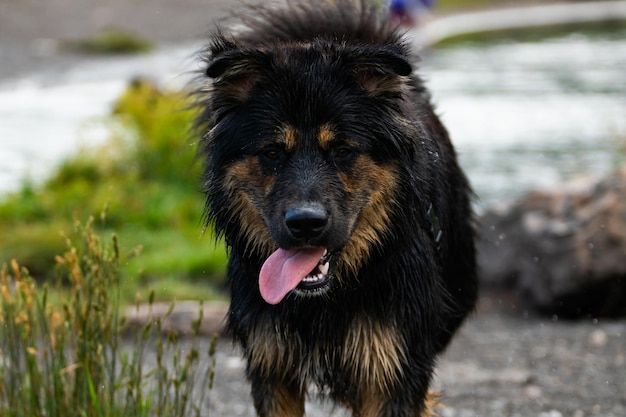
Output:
[164, 294, 625, 417]
[2, 0, 625, 415]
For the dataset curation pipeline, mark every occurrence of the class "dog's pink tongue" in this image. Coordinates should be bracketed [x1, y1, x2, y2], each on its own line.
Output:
[259, 247, 326, 305]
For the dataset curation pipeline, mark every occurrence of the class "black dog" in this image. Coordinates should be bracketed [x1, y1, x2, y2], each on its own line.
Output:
[197, 1, 477, 415]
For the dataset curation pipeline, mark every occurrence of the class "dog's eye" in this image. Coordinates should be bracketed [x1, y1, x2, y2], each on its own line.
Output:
[332, 146, 353, 160]
[264, 149, 280, 160]
[260, 146, 284, 163]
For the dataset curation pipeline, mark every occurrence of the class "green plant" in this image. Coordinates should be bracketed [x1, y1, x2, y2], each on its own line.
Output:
[0, 80, 227, 299]
[0, 216, 217, 417]
[62, 27, 153, 54]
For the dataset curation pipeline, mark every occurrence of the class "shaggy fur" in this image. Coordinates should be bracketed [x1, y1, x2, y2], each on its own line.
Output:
[196, 1, 477, 415]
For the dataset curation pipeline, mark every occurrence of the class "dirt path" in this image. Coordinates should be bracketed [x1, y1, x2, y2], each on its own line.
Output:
[196, 294, 626, 416]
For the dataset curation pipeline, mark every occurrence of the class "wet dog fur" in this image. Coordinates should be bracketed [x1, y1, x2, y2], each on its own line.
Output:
[196, 1, 477, 415]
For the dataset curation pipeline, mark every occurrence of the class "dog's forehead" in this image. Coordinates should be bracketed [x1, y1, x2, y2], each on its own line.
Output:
[265, 43, 351, 89]
[270, 41, 333, 65]
[276, 123, 336, 151]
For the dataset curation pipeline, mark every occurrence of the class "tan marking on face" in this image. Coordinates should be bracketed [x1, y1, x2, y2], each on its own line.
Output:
[223, 158, 275, 257]
[336, 157, 399, 279]
[282, 125, 298, 152]
[317, 123, 335, 150]
[342, 319, 406, 397]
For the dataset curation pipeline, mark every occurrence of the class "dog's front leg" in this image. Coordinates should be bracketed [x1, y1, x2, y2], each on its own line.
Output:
[251, 380, 305, 417]
[352, 389, 437, 417]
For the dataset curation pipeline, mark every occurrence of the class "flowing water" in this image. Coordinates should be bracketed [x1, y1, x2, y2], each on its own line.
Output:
[1, 31, 625, 210]
[422, 30, 626, 210]
[0, 42, 201, 195]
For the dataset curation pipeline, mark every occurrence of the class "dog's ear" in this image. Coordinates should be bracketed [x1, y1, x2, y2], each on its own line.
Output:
[205, 38, 267, 101]
[347, 46, 413, 96]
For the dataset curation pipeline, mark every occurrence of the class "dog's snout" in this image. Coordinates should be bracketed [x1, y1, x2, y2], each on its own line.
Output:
[285, 203, 329, 240]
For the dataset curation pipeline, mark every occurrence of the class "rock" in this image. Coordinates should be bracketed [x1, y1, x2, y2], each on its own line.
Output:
[478, 165, 626, 318]
[124, 301, 228, 336]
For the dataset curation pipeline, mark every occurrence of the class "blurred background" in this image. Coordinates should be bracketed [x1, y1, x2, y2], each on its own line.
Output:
[0, 0, 625, 309]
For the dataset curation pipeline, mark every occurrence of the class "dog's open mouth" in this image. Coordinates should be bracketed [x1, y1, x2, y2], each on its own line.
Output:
[259, 247, 332, 304]
[297, 250, 332, 291]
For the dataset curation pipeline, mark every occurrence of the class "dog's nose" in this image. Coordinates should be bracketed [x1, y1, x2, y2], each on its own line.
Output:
[285, 204, 328, 239]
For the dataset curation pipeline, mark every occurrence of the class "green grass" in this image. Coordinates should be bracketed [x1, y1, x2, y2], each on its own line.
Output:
[0, 79, 226, 303]
[0, 218, 217, 417]
[62, 27, 154, 54]
[434, 19, 626, 47]
[437, 0, 506, 10]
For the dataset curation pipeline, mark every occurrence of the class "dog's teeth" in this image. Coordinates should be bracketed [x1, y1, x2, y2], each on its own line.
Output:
[319, 262, 329, 275]
[303, 273, 324, 283]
